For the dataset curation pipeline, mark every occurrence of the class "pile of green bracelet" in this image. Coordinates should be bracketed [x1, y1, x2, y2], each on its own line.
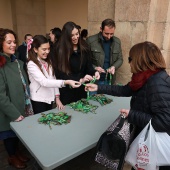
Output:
[90, 94, 113, 106]
[38, 112, 71, 129]
[68, 99, 98, 114]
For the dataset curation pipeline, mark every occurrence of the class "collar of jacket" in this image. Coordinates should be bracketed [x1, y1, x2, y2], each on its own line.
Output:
[22, 41, 27, 46]
[0, 52, 16, 67]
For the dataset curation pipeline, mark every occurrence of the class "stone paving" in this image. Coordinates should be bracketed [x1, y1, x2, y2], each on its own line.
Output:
[0, 140, 131, 170]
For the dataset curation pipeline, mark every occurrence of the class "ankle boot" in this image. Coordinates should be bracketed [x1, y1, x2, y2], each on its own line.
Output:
[8, 155, 26, 169]
[16, 151, 30, 162]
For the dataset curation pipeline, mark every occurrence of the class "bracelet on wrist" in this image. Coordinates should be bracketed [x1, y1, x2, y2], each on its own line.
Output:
[55, 94, 60, 98]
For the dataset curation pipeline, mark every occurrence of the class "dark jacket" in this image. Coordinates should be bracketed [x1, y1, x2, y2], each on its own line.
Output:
[55, 50, 96, 105]
[98, 70, 170, 135]
[17, 43, 27, 71]
[0, 53, 29, 131]
[86, 32, 123, 83]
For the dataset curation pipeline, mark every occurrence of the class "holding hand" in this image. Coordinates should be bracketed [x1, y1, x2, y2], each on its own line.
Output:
[85, 83, 98, 92]
[119, 109, 129, 118]
[94, 71, 100, 80]
[15, 115, 24, 122]
[95, 66, 105, 73]
[79, 75, 93, 84]
[65, 80, 81, 88]
[107, 66, 115, 75]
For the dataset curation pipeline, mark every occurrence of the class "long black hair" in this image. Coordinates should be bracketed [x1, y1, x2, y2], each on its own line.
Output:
[53, 21, 89, 74]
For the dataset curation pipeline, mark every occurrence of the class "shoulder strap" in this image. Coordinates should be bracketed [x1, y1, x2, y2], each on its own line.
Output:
[109, 116, 125, 134]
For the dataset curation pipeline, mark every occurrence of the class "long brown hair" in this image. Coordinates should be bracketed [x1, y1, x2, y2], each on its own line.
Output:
[28, 35, 52, 74]
[129, 41, 166, 73]
[53, 21, 89, 74]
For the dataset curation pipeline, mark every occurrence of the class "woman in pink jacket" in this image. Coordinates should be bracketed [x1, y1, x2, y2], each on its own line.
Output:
[27, 35, 80, 114]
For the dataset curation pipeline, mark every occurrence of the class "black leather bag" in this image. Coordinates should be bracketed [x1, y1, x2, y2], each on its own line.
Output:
[95, 115, 131, 170]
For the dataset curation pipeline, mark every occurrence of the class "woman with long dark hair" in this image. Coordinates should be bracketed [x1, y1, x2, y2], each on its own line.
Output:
[53, 21, 100, 105]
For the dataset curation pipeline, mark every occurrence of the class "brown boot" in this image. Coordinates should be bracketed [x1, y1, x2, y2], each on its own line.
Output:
[16, 151, 30, 162]
[8, 155, 26, 169]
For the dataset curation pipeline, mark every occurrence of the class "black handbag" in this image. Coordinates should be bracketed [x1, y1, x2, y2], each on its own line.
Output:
[95, 115, 131, 170]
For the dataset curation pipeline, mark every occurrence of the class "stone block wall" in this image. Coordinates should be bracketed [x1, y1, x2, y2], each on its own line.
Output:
[88, 0, 115, 36]
[11, 0, 46, 45]
[88, 0, 170, 84]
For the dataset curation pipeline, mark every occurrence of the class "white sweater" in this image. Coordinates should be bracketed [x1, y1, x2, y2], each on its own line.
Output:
[27, 61, 64, 104]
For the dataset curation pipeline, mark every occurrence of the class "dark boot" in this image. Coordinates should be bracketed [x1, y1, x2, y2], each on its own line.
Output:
[16, 151, 30, 162]
[8, 155, 26, 169]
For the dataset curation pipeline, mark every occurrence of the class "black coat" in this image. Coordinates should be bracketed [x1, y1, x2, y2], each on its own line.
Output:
[55, 50, 96, 105]
[98, 70, 170, 135]
[17, 44, 27, 71]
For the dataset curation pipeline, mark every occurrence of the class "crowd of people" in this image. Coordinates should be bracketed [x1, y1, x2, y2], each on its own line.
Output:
[0, 18, 170, 170]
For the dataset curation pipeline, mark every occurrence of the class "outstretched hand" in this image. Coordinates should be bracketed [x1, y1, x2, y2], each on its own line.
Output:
[84, 83, 98, 92]
[68, 80, 81, 88]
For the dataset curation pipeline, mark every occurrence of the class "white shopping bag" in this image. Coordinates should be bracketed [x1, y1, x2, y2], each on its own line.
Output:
[125, 120, 159, 170]
[155, 132, 170, 166]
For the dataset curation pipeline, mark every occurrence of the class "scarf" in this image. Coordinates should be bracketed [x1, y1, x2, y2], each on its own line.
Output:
[16, 59, 34, 116]
[128, 69, 161, 91]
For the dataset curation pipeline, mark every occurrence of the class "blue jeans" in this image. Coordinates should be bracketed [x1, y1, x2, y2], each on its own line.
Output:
[89, 80, 110, 96]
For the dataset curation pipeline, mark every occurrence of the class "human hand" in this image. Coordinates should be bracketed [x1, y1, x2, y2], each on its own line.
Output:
[95, 66, 105, 73]
[107, 66, 115, 75]
[94, 71, 100, 80]
[56, 98, 65, 110]
[15, 115, 24, 122]
[79, 75, 93, 84]
[65, 80, 81, 88]
[119, 109, 129, 118]
[85, 83, 98, 92]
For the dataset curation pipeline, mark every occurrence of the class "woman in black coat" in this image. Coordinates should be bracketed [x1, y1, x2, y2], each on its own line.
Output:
[53, 22, 100, 105]
[85, 41, 170, 170]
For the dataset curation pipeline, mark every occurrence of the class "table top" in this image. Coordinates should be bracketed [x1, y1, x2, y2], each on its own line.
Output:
[10, 95, 130, 170]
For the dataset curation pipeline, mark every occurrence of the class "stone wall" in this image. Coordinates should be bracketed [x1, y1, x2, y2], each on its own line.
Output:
[88, 0, 170, 84]
[11, 0, 46, 45]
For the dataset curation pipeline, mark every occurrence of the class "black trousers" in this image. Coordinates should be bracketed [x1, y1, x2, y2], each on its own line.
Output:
[31, 100, 53, 114]
[3, 137, 19, 156]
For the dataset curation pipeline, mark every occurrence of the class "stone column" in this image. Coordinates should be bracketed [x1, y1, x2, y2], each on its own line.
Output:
[115, 0, 170, 83]
[87, 0, 115, 36]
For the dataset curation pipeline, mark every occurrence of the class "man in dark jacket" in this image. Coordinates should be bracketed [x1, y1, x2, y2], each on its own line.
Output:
[86, 19, 123, 85]
[17, 34, 32, 71]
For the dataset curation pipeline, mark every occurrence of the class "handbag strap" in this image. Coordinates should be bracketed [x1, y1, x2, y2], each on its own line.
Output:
[111, 116, 125, 134]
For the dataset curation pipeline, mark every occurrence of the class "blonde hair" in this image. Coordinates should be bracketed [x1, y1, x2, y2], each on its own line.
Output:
[129, 41, 166, 73]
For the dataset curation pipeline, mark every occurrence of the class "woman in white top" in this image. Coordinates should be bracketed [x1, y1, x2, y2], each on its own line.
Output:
[27, 35, 80, 114]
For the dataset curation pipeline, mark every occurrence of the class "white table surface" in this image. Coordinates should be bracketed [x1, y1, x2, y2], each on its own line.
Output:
[10, 95, 130, 170]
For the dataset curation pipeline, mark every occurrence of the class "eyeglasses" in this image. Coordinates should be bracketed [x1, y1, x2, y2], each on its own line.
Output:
[128, 57, 132, 63]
